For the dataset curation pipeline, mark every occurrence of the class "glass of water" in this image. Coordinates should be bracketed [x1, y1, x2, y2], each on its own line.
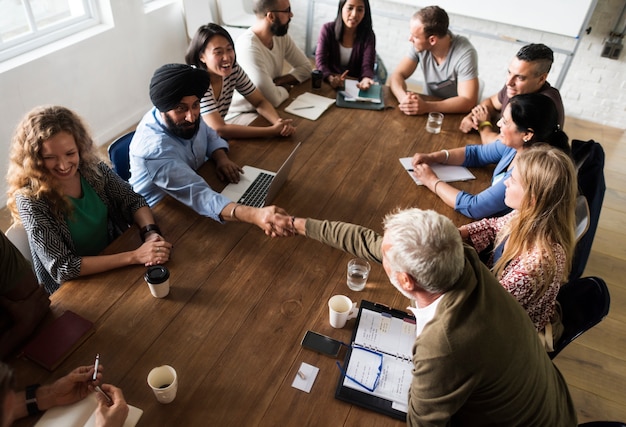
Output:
[347, 258, 371, 291]
[426, 112, 444, 134]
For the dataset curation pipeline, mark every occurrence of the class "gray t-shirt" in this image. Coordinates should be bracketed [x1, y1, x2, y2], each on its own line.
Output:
[407, 33, 478, 99]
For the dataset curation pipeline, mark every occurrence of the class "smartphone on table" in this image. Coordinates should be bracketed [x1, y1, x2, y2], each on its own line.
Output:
[301, 330, 342, 358]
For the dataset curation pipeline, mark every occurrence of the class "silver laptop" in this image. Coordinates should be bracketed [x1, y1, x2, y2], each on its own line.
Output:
[221, 142, 302, 208]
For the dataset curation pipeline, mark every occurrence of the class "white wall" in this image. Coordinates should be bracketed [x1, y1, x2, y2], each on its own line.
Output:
[0, 0, 624, 207]
[0, 0, 189, 206]
[295, 0, 626, 127]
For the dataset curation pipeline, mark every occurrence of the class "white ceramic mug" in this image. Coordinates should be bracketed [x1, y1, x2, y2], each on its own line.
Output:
[147, 365, 178, 403]
[328, 295, 358, 328]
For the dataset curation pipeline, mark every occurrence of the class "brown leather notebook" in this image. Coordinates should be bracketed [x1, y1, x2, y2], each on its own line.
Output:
[22, 310, 94, 371]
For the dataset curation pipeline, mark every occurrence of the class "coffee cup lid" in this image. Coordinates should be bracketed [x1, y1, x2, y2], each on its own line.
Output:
[145, 265, 170, 284]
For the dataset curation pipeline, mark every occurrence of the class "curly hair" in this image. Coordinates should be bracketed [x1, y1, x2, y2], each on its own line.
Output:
[7, 105, 103, 222]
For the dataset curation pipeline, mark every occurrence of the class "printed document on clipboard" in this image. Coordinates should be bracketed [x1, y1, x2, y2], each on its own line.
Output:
[399, 157, 476, 185]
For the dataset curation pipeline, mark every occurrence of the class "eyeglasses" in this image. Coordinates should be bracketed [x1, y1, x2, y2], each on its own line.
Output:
[270, 6, 291, 14]
[335, 346, 383, 392]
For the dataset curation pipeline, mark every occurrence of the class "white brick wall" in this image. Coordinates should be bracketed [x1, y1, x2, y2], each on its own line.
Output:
[291, 0, 625, 129]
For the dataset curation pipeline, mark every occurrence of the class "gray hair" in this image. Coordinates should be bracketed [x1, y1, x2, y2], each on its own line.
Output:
[383, 208, 464, 293]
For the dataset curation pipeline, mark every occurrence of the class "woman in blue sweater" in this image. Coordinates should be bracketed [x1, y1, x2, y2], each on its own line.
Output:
[411, 93, 570, 219]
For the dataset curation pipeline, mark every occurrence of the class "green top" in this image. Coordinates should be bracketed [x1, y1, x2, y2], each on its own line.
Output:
[66, 176, 109, 256]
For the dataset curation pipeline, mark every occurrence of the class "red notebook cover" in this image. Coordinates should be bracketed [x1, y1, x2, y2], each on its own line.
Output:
[22, 310, 94, 371]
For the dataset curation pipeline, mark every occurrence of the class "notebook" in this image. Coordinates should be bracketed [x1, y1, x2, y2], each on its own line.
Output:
[335, 300, 416, 420]
[342, 79, 382, 103]
[399, 157, 475, 185]
[22, 310, 94, 371]
[221, 142, 302, 207]
[284, 93, 335, 120]
[35, 393, 142, 427]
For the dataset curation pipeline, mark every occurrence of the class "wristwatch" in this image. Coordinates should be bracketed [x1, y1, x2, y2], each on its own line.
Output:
[25, 384, 41, 416]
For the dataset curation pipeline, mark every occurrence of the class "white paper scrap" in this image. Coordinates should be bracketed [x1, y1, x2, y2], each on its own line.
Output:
[291, 362, 319, 393]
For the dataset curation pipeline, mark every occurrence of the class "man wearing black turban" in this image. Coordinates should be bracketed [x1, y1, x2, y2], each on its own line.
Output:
[149, 64, 209, 114]
[129, 64, 293, 237]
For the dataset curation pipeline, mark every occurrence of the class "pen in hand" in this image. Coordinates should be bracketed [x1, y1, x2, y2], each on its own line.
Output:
[93, 354, 113, 406]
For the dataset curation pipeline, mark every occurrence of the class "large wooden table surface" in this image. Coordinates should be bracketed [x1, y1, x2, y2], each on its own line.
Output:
[12, 83, 486, 426]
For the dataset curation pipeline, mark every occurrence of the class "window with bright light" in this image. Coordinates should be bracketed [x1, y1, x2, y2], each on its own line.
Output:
[0, 0, 100, 63]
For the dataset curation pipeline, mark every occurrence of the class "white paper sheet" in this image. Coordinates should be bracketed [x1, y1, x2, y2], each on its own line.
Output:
[399, 157, 476, 185]
[284, 93, 335, 121]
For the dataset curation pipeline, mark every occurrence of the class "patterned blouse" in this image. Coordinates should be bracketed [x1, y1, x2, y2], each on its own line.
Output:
[16, 162, 148, 294]
[465, 211, 565, 331]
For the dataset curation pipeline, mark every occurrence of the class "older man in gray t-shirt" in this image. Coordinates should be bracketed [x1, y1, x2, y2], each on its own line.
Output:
[390, 6, 479, 115]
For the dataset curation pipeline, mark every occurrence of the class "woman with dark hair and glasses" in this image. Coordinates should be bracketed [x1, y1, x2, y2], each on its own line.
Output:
[185, 23, 296, 139]
[315, 0, 376, 90]
[411, 92, 570, 219]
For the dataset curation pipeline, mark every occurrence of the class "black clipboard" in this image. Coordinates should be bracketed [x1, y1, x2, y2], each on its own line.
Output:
[335, 89, 386, 111]
[334, 300, 415, 421]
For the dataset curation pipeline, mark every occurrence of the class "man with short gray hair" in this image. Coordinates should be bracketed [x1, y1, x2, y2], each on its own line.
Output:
[288, 208, 577, 425]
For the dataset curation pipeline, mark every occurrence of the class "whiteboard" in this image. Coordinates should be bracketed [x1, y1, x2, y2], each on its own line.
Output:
[391, 0, 596, 38]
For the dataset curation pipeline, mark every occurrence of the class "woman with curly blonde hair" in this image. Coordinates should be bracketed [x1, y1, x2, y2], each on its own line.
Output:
[7, 106, 172, 294]
[460, 144, 577, 349]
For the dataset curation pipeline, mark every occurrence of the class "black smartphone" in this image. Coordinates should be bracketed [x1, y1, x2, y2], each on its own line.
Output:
[301, 330, 342, 357]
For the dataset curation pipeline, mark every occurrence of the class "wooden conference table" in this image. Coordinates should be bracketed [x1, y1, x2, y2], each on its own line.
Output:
[12, 83, 487, 426]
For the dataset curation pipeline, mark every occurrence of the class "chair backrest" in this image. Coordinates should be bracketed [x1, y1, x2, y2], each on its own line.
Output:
[374, 54, 388, 85]
[182, 0, 215, 39]
[5, 222, 32, 264]
[575, 194, 590, 242]
[216, 0, 255, 28]
[548, 276, 610, 359]
[570, 139, 605, 281]
[107, 131, 135, 182]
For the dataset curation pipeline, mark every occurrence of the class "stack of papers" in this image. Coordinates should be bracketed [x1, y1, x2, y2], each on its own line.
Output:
[399, 157, 476, 185]
[284, 92, 335, 120]
[341, 80, 382, 103]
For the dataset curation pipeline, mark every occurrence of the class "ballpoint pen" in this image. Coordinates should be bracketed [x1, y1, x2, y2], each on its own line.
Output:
[92, 354, 113, 405]
[293, 106, 314, 110]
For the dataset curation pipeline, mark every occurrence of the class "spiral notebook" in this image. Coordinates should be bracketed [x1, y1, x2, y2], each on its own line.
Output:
[335, 300, 416, 420]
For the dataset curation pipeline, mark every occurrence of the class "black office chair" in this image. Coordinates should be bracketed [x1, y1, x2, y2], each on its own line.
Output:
[579, 422, 626, 427]
[107, 131, 135, 181]
[548, 276, 610, 359]
[570, 139, 605, 281]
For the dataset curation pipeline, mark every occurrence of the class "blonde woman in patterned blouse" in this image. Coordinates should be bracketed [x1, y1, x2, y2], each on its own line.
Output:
[459, 145, 577, 349]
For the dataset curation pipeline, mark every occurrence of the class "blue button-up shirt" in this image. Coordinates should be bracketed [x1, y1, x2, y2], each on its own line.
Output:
[129, 108, 231, 222]
[457, 140, 516, 219]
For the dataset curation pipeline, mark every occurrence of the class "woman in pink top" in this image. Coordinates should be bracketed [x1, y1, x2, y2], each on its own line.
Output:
[459, 145, 577, 350]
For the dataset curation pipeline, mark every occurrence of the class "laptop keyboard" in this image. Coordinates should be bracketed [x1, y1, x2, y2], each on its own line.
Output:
[237, 172, 274, 207]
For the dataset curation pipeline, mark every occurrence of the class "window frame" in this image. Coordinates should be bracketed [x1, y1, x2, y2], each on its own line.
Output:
[0, 0, 101, 63]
